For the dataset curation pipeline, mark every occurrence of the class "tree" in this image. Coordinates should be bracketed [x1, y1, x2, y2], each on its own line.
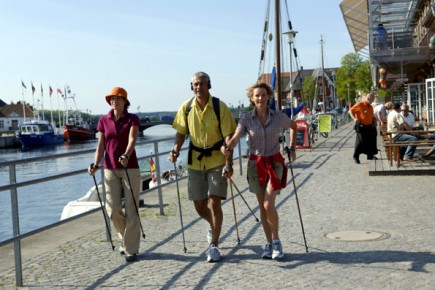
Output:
[335, 53, 372, 104]
[301, 75, 316, 107]
[355, 60, 372, 93]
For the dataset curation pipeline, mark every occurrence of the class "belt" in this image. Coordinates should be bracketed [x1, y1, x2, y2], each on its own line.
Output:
[188, 139, 224, 165]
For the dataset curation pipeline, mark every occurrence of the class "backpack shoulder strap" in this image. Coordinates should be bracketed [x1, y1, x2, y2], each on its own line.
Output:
[185, 96, 223, 138]
[184, 97, 195, 134]
[211, 97, 223, 139]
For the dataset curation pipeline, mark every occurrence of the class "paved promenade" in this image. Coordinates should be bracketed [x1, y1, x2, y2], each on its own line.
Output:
[1, 123, 434, 289]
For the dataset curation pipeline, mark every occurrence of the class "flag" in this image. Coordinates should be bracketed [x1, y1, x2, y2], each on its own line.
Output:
[149, 158, 156, 172]
[31, 82, 35, 95]
[21, 80, 27, 89]
[269, 66, 277, 110]
[57, 88, 62, 94]
[41, 84, 44, 96]
[49, 86, 53, 96]
[270, 66, 276, 90]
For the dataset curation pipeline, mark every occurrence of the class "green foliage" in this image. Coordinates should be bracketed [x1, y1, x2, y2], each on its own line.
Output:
[334, 53, 372, 104]
[301, 75, 316, 104]
[377, 89, 389, 99]
[355, 60, 372, 94]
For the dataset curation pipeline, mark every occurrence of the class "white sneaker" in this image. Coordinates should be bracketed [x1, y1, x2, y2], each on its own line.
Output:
[206, 244, 221, 262]
[272, 240, 284, 259]
[207, 229, 213, 244]
[261, 243, 272, 259]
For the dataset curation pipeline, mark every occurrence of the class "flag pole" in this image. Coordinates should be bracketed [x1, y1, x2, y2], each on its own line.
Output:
[49, 86, 54, 125]
[57, 87, 62, 127]
[40, 83, 44, 121]
[21, 80, 26, 122]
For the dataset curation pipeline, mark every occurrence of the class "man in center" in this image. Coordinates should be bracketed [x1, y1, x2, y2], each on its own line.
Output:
[169, 72, 236, 262]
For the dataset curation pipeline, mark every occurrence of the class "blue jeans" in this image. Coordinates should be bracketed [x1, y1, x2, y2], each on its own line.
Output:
[393, 134, 418, 158]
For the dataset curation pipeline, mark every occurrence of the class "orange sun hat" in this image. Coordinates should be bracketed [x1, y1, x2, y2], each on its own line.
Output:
[105, 87, 130, 106]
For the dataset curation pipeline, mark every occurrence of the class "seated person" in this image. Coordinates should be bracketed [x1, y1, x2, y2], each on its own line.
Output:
[387, 103, 418, 161]
[422, 145, 435, 159]
[400, 104, 415, 128]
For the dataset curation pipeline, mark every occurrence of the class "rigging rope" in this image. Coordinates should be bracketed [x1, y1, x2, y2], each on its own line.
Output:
[257, 0, 271, 80]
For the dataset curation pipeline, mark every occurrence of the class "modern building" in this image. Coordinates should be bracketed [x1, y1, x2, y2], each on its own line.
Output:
[340, 0, 435, 122]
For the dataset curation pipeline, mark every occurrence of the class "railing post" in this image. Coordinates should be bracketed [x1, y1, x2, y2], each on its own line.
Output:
[153, 142, 165, 215]
[9, 164, 23, 287]
[237, 142, 243, 176]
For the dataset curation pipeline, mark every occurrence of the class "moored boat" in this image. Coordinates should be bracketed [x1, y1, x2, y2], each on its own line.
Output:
[15, 120, 64, 147]
[63, 88, 95, 142]
[64, 123, 95, 142]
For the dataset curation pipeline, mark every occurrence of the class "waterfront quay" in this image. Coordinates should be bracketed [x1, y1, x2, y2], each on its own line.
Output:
[1, 123, 434, 289]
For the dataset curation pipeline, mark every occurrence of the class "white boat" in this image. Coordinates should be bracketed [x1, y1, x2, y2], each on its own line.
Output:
[142, 124, 175, 138]
[60, 160, 153, 220]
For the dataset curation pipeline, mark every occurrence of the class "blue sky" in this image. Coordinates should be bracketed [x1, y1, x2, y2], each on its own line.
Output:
[0, 0, 354, 115]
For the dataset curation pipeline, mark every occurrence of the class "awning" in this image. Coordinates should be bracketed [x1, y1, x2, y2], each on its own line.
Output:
[340, 0, 423, 54]
[340, 0, 369, 53]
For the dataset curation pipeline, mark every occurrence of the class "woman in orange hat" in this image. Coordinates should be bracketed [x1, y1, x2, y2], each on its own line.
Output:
[88, 87, 141, 262]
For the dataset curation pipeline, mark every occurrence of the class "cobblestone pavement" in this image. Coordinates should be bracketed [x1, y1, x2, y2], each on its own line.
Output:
[1, 124, 434, 289]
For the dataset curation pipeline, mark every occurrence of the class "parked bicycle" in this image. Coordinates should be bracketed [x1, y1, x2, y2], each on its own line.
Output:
[308, 116, 328, 144]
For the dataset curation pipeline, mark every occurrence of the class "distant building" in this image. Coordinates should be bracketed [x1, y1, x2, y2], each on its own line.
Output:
[259, 67, 339, 110]
[0, 100, 35, 132]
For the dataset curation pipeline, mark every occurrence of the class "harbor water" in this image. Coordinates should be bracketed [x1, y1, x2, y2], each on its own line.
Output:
[0, 128, 247, 242]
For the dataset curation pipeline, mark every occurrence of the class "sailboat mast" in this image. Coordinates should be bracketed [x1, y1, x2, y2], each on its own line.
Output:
[321, 35, 326, 113]
[275, 0, 282, 110]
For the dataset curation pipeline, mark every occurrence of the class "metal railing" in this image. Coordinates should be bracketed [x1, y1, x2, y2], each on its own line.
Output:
[0, 136, 244, 286]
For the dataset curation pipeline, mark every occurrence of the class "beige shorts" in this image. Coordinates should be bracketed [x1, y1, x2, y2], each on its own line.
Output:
[187, 165, 228, 201]
[247, 159, 284, 194]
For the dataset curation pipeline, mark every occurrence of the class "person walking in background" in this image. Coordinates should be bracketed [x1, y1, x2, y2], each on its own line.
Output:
[387, 102, 418, 161]
[88, 87, 141, 262]
[222, 82, 296, 260]
[349, 93, 377, 164]
[169, 72, 236, 262]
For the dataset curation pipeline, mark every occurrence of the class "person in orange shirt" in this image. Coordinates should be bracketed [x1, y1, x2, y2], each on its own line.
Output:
[349, 93, 377, 164]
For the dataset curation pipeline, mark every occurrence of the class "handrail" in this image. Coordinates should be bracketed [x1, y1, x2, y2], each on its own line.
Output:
[0, 135, 244, 287]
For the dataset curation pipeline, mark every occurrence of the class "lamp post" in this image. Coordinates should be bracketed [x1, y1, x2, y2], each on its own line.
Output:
[347, 83, 350, 106]
[331, 71, 336, 108]
[283, 30, 298, 119]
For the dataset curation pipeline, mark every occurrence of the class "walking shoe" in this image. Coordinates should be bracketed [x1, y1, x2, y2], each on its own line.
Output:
[272, 240, 284, 260]
[206, 244, 221, 262]
[125, 253, 137, 262]
[403, 157, 417, 162]
[261, 242, 272, 259]
[207, 229, 213, 244]
[353, 157, 360, 164]
[119, 245, 125, 255]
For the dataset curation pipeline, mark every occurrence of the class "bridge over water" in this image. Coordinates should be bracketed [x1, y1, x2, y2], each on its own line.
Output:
[140, 120, 173, 131]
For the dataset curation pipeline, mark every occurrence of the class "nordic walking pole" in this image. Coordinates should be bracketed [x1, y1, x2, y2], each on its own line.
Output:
[229, 177, 241, 244]
[90, 165, 115, 251]
[123, 165, 146, 240]
[173, 162, 187, 253]
[285, 147, 309, 253]
[228, 178, 259, 222]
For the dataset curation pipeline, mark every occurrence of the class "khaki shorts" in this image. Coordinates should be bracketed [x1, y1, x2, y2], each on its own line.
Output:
[247, 159, 284, 194]
[187, 165, 228, 201]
